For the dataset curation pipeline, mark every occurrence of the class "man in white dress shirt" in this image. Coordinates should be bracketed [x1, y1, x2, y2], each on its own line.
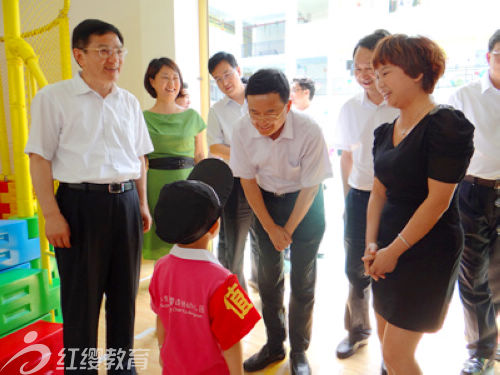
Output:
[290, 77, 315, 113]
[333, 30, 398, 366]
[207, 51, 258, 291]
[231, 69, 332, 375]
[25, 19, 153, 374]
[449, 29, 500, 375]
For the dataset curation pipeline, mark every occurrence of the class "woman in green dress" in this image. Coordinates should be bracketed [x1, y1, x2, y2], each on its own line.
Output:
[143, 57, 206, 260]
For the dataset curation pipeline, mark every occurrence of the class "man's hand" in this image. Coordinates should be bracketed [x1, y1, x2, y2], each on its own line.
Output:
[140, 203, 152, 233]
[265, 223, 292, 252]
[45, 212, 71, 248]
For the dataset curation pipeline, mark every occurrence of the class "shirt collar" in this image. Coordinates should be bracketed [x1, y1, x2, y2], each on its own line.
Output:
[222, 94, 247, 108]
[170, 245, 221, 266]
[361, 91, 388, 108]
[481, 72, 500, 94]
[73, 72, 119, 97]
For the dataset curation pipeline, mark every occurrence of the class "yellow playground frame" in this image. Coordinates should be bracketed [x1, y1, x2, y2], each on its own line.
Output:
[0, 0, 71, 321]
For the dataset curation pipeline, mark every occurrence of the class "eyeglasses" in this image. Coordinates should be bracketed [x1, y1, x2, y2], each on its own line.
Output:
[249, 106, 287, 122]
[83, 47, 128, 59]
[213, 70, 235, 84]
[491, 50, 500, 56]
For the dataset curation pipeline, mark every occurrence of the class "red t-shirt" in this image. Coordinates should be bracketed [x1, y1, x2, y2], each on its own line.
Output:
[149, 246, 261, 375]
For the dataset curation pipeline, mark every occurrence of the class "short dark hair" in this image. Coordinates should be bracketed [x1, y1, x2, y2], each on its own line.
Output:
[177, 83, 189, 99]
[372, 34, 445, 94]
[72, 19, 123, 49]
[292, 77, 315, 100]
[353, 29, 390, 57]
[488, 29, 500, 52]
[208, 51, 238, 74]
[245, 69, 290, 104]
[144, 57, 184, 98]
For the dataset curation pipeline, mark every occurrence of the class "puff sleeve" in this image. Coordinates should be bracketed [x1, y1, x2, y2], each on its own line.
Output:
[372, 122, 390, 160]
[426, 106, 474, 183]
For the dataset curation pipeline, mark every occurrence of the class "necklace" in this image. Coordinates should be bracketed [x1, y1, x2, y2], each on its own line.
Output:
[398, 103, 435, 137]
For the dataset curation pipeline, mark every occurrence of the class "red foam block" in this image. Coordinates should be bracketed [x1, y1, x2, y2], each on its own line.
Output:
[0, 320, 63, 374]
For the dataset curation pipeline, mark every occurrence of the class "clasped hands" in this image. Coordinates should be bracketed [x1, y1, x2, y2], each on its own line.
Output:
[266, 223, 293, 252]
[362, 242, 399, 281]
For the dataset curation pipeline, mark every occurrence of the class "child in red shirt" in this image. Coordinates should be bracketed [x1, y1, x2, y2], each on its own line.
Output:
[149, 158, 261, 374]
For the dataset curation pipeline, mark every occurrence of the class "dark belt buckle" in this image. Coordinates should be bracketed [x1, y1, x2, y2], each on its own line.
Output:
[108, 182, 125, 194]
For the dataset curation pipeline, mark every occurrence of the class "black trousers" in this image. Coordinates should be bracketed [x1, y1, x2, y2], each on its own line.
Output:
[255, 186, 325, 352]
[343, 188, 372, 342]
[55, 184, 143, 374]
[458, 180, 499, 359]
[218, 177, 259, 291]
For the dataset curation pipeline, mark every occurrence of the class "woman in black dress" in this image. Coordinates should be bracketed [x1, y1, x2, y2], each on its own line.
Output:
[362, 35, 474, 374]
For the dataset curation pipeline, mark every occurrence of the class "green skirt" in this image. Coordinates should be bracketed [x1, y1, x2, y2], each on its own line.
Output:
[143, 167, 192, 260]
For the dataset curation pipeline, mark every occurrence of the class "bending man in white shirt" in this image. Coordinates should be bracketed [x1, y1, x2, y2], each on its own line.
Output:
[231, 69, 332, 375]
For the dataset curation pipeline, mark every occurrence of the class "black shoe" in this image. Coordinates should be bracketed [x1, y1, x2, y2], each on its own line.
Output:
[335, 336, 368, 359]
[243, 344, 286, 372]
[290, 352, 311, 375]
[460, 356, 494, 374]
[381, 361, 388, 375]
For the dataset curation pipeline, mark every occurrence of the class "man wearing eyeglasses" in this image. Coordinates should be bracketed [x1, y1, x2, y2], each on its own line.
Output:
[207, 51, 259, 293]
[25, 19, 153, 374]
[230, 69, 332, 374]
[449, 29, 500, 375]
[290, 77, 315, 113]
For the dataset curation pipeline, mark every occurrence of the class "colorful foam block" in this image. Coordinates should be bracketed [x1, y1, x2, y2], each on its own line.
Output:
[8, 215, 39, 239]
[0, 219, 40, 270]
[0, 268, 60, 336]
[0, 319, 63, 374]
[0, 262, 30, 274]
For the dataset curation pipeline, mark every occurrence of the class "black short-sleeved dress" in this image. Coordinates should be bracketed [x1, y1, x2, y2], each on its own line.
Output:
[371, 105, 474, 333]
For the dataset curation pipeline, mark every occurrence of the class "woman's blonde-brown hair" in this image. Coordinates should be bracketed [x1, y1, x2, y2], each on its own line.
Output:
[372, 34, 445, 93]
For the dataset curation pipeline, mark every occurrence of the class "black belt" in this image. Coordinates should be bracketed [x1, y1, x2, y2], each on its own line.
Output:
[464, 175, 500, 189]
[260, 188, 299, 199]
[60, 181, 135, 194]
[148, 157, 195, 170]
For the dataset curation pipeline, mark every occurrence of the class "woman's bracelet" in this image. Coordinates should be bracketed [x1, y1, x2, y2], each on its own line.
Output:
[397, 233, 411, 249]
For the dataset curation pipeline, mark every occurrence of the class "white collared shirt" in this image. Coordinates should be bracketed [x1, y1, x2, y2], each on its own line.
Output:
[25, 73, 153, 183]
[207, 95, 248, 150]
[448, 73, 500, 179]
[169, 245, 222, 265]
[333, 92, 399, 190]
[230, 109, 332, 194]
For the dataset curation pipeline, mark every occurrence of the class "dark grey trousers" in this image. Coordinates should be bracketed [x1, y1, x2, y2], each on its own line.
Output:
[255, 186, 325, 352]
[458, 180, 499, 359]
